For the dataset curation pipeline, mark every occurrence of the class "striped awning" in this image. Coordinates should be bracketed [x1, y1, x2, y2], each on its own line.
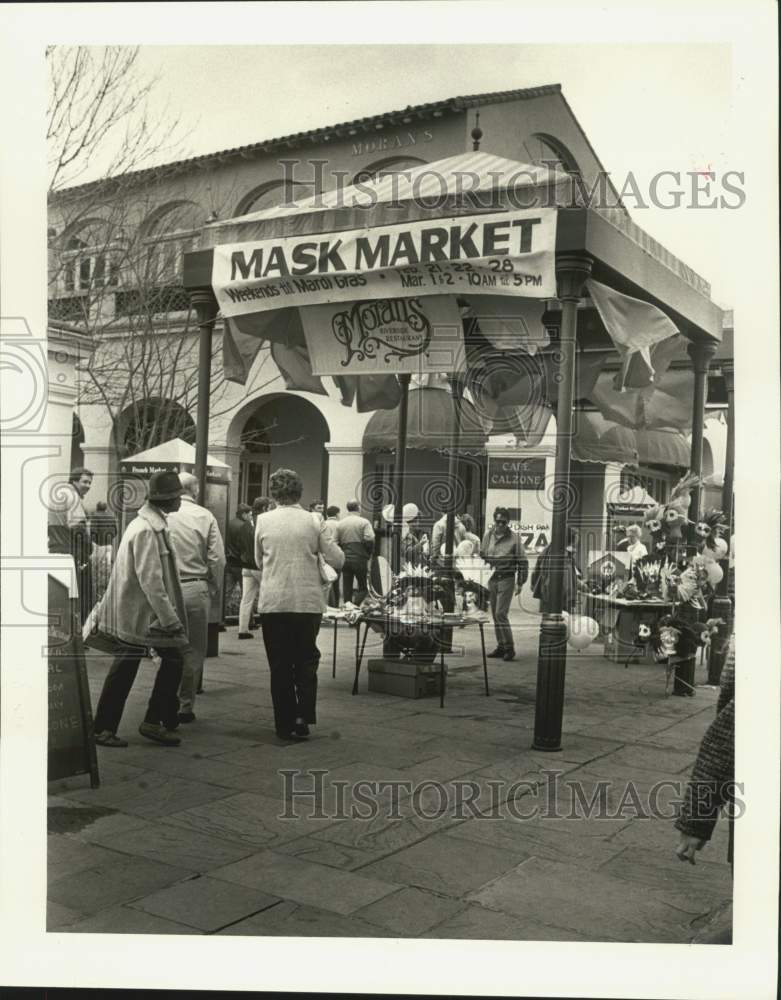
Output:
[201, 152, 574, 246]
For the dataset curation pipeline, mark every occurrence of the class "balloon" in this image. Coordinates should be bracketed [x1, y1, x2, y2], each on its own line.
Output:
[567, 631, 594, 651]
[705, 562, 723, 587]
[384, 502, 421, 523]
[565, 615, 599, 650]
[455, 539, 475, 558]
[712, 537, 729, 560]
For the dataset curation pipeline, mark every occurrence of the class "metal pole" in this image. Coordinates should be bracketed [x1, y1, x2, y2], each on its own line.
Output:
[709, 360, 735, 684]
[443, 374, 465, 569]
[191, 289, 218, 500]
[391, 374, 411, 573]
[686, 340, 717, 531]
[533, 254, 591, 752]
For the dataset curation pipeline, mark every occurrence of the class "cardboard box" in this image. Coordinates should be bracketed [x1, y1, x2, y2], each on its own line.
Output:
[367, 658, 445, 699]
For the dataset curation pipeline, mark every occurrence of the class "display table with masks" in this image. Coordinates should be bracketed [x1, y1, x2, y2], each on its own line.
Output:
[586, 594, 674, 665]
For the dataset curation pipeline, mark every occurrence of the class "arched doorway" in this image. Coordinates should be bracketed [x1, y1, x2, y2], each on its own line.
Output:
[114, 398, 196, 459]
[236, 394, 330, 506]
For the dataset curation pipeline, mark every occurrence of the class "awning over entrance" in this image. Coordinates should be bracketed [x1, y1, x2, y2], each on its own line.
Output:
[363, 385, 488, 454]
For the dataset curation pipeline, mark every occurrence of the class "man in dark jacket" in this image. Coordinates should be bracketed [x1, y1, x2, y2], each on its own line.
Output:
[480, 507, 529, 661]
[224, 504, 252, 621]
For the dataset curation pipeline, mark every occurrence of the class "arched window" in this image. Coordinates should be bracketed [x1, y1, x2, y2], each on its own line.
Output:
[139, 200, 204, 287]
[234, 180, 307, 217]
[352, 155, 428, 185]
[525, 134, 581, 178]
[57, 218, 123, 296]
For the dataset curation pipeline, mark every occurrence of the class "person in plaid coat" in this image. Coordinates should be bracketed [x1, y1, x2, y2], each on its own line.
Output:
[675, 633, 735, 866]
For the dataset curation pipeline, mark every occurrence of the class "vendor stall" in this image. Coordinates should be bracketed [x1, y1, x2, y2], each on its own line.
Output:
[183, 147, 725, 748]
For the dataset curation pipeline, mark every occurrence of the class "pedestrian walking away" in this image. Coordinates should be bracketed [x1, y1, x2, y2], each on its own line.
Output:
[224, 503, 252, 624]
[237, 497, 270, 638]
[334, 499, 374, 605]
[87, 470, 193, 747]
[255, 468, 344, 741]
[481, 507, 529, 661]
[167, 472, 226, 722]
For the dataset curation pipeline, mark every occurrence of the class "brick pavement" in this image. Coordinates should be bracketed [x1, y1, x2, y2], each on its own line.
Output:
[47, 610, 733, 941]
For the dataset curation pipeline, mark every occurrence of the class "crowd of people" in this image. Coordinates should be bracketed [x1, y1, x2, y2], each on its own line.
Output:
[50, 466, 597, 745]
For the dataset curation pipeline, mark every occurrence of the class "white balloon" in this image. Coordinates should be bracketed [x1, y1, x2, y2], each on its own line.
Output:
[705, 562, 724, 587]
[402, 502, 419, 522]
[382, 504, 395, 523]
[565, 614, 599, 650]
[567, 631, 594, 651]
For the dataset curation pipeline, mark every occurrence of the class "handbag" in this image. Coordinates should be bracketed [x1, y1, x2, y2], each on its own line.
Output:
[318, 553, 338, 584]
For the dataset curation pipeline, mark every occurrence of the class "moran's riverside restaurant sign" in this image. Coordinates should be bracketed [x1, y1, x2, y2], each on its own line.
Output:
[211, 209, 557, 318]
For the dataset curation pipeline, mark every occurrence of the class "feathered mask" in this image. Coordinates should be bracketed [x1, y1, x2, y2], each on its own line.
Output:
[642, 472, 702, 541]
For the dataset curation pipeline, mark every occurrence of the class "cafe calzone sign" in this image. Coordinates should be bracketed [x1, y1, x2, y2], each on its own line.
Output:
[211, 208, 556, 318]
[300, 295, 465, 376]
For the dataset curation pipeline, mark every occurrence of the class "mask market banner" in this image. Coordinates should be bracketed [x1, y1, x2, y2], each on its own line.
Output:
[211, 208, 557, 318]
[300, 295, 465, 376]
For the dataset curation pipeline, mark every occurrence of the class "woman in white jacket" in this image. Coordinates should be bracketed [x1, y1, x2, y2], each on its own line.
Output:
[255, 469, 344, 741]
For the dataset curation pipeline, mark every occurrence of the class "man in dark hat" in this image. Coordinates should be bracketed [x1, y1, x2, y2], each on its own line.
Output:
[88, 470, 190, 747]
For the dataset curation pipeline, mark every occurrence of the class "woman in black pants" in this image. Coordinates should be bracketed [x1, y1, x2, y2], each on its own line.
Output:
[254, 469, 344, 741]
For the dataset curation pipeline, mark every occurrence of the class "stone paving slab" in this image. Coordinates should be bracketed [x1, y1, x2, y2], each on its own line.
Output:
[128, 875, 280, 931]
[421, 905, 617, 941]
[209, 849, 401, 915]
[216, 900, 396, 937]
[47, 834, 126, 884]
[49, 617, 731, 941]
[360, 830, 529, 898]
[47, 854, 193, 916]
[447, 812, 625, 870]
[66, 772, 237, 819]
[160, 789, 344, 848]
[84, 817, 258, 872]
[466, 855, 712, 942]
[354, 885, 466, 936]
[58, 904, 201, 935]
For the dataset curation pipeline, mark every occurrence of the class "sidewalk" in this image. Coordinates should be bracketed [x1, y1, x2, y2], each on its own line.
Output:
[47, 611, 733, 941]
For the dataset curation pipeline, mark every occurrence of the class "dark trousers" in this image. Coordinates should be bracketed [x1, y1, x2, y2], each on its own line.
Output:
[342, 562, 368, 604]
[93, 644, 184, 734]
[260, 613, 321, 735]
[488, 574, 515, 650]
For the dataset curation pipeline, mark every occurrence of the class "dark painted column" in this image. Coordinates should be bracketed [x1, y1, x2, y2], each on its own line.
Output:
[443, 374, 465, 566]
[673, 339, 717, 696]
[191, 288, 219, 501]
[533, 253, 592, 752]
[709, 360, 735, 684]
[391, 373, 411, 574]
[686, 339, 718, 529]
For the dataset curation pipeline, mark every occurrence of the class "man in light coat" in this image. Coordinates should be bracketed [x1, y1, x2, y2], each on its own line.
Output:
[167, 472, 226, 723]
[89, 470, 191, 747]
[334, 499, 374, 604]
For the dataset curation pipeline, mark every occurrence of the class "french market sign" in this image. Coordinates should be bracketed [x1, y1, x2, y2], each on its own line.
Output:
[488, 457, 546, 489]
[212, 208, 556, 317]
[300, 295, 465, 376]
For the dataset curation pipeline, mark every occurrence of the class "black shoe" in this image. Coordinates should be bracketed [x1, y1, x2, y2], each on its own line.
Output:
[196, 686, 205, 694]
[218, 624, 227, 633]
[238, 632, 254, 640]
[292, 722, 310, 740]
[502, 649, 516, 661]
[487, 647, 505, 658]
[178, 711, 196, 724]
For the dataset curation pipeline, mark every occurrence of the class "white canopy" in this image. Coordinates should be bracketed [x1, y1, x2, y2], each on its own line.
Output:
[122, 438, 230, 469]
